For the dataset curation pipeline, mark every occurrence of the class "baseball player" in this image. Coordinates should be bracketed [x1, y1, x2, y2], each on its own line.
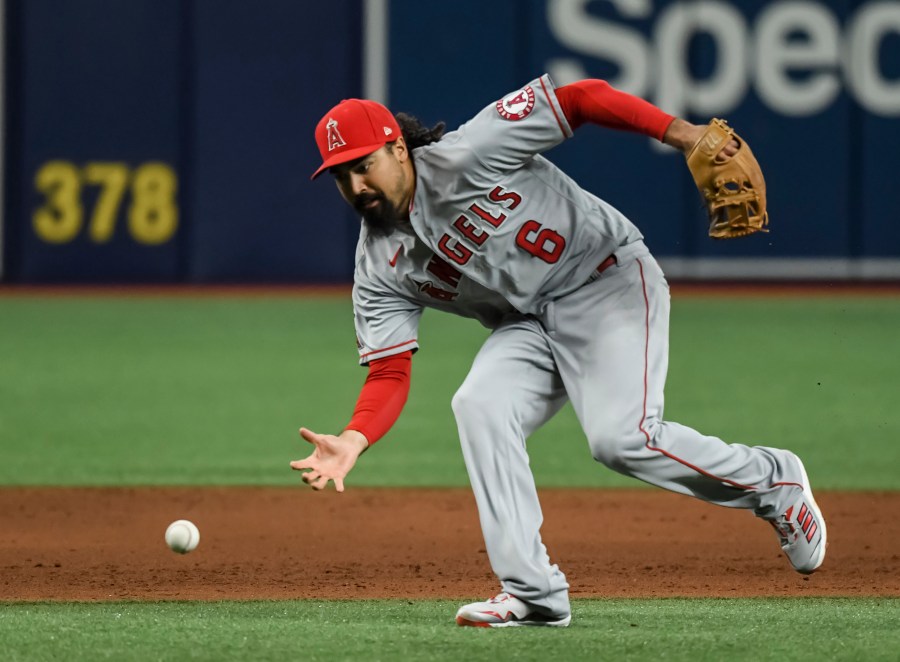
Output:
[292, 74, 826, 628]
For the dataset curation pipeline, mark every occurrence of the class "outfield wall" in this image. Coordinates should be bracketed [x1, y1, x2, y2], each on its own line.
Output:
[2, 0, 899, 283]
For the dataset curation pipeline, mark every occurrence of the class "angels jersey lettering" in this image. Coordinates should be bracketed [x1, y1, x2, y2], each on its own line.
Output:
[408, 74, 642, 315]
[353, 74, 642, 363]
[353, 223, 515, 365]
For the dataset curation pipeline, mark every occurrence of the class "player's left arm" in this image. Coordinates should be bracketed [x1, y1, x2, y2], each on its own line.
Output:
[556, 80, 738, 157]
[560, 81, 766, 238]
[555, 79, 674, 140]
[464, 75, 753, 237]
[466, 75, 733, 172]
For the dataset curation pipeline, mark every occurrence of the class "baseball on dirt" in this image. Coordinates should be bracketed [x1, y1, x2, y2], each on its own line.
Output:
[165, 519, 200, 554]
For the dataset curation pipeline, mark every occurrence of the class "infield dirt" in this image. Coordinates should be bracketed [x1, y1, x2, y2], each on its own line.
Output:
[2, 488, 897, 601]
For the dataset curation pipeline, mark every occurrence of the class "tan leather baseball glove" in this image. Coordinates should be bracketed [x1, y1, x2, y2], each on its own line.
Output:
[685, 118, 769, 239]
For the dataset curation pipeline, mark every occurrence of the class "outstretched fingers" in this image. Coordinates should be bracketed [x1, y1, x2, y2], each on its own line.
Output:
[290, 429, 321, 478]
[299, 427, 323, 445]
[301, 469, 321, 484]
[290, 427, 351, 492]
[291, 460, 332, 490]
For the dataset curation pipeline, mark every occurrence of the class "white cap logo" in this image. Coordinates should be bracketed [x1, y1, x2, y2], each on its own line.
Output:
[326, 117, 346, 151]
[384, 126, 393, 136]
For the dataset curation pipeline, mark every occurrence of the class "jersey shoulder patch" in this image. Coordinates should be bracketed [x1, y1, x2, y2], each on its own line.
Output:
[495, 85, 536, 121]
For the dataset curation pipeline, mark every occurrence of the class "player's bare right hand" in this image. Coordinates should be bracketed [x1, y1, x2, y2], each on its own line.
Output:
[290, 428, 369, 492]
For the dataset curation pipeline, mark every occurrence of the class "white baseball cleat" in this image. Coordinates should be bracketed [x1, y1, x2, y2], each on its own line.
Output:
[455, 592, 571, 628]
[768, 455, 827, 574]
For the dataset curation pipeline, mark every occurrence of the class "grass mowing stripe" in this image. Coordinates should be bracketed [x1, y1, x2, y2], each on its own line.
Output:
[1, 296, 899, 488]
[0, 598, 897, 661]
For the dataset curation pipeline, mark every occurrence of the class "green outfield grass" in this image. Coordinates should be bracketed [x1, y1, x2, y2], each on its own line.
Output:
[2, 598, 898, 662]
[1, 294, 899, 489]
[2, 294, 899, 661]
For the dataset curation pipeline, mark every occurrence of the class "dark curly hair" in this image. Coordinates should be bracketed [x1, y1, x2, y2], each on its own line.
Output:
[394, 112, 446, 150]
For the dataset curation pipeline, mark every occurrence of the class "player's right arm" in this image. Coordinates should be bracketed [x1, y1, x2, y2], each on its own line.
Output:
[290, 350, 413, 492]
[290, 262, 422, 492]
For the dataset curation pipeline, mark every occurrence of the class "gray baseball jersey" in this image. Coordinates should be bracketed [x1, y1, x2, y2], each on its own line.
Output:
[353, 74, 640, 364]
[351, 75, 811, 617]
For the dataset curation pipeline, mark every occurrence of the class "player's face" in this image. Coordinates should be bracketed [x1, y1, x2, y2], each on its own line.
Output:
[331, 142, 413, 236]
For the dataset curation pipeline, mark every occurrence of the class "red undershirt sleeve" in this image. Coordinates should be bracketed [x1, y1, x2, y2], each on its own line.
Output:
[556, 79, 675, 142]
[344, 350, 412, 445]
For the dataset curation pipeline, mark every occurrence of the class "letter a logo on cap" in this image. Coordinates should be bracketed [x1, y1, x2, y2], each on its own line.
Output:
[311, 99, 402, 179]
[326, 118, 346, 152]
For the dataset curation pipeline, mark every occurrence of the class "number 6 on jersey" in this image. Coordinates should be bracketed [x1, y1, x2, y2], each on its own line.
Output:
[516, 220, 566, 264]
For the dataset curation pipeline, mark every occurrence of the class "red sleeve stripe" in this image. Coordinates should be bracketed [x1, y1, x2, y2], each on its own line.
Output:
[359, 338, 417, 360]
[539, 75, 570, 139]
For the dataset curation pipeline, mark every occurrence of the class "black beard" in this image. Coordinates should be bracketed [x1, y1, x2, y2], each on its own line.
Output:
[355, 193, 401, 237]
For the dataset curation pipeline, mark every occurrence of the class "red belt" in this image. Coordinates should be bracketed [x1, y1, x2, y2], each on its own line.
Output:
[596, 254, 617, 274]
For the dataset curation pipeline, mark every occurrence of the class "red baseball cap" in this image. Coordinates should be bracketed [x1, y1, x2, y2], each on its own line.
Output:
[311, 99, 401, 180]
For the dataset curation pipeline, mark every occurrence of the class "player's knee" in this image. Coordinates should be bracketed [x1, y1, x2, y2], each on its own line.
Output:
[588, 425, 654, 471]
[589, 435, 629, 471]
[452, 381, 514, 430]
[451, 383, 483, 424]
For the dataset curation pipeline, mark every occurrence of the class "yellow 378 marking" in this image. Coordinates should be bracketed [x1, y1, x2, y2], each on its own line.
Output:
[33, 160, 178, 245]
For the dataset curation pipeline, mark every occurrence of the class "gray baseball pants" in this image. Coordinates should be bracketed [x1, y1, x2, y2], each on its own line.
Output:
[451, 240, 803, 618]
